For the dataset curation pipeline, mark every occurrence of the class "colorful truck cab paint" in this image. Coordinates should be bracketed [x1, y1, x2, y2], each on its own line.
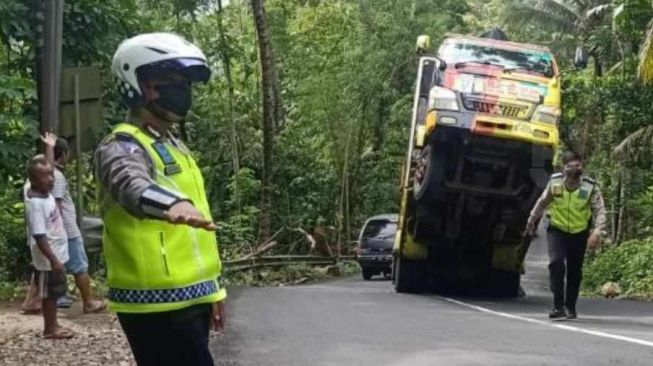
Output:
[419, 34, 560, 149]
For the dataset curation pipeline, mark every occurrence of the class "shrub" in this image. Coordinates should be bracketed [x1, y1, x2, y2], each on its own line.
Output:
[0, 189, 30, 282]
[583, 237, 653, 299]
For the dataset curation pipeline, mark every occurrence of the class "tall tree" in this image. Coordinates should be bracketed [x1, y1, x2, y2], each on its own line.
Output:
[216, 0, 241, 213]
[251, 0, 281, 242]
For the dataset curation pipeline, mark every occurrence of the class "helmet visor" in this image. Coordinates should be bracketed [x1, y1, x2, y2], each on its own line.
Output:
[137, 58, 211, 84]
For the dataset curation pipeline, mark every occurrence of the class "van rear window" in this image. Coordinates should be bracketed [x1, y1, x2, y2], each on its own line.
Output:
[362, 220, 397, 240]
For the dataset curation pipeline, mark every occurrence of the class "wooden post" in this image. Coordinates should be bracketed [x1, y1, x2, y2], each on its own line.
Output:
[38, 0, 64, 136]
[74, 73, 84, 227]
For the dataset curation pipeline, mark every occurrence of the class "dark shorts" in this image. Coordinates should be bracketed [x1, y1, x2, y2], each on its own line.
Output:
[35, 270, 67, 299]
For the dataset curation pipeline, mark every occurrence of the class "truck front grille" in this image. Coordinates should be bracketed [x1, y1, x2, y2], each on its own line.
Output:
[462, 97, 531, 119]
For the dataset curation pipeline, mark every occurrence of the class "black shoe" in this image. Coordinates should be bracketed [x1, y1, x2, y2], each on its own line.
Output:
[565, 308, 577, 319]
[549, 308, 566, 319]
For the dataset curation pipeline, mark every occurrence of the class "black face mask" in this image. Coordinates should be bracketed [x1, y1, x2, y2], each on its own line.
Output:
[151, 83, 192, 119]
[564, 167, 583, 180]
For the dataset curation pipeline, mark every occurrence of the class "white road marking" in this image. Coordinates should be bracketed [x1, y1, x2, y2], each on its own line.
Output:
[441, 296, 653, 349]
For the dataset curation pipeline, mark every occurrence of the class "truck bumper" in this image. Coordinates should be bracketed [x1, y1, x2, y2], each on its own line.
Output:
[417, 109, 558, 149]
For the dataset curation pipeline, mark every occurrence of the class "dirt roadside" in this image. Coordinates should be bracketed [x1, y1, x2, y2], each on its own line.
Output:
[0, 301, 135, 366]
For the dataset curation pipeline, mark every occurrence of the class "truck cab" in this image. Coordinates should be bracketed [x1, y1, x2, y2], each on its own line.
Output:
[393, 33, 561, 295]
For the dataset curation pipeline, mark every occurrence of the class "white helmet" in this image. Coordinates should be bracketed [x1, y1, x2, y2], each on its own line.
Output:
[111, 32, 211, 107]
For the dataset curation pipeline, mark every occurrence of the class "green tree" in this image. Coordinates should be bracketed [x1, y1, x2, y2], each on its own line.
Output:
[504, 0, 613, 75]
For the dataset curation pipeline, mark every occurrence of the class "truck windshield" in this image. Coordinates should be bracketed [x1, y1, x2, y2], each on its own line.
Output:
[440, 41, 554, 78]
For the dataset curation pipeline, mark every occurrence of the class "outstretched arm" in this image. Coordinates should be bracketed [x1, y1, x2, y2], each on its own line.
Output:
[95, 136, 215, 231]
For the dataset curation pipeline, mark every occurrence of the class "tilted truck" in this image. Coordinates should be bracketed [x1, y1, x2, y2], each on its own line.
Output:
[393, 32, 575, 296]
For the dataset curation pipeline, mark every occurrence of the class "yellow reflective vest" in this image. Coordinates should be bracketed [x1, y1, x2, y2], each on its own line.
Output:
[101, 123, 226, 313]
[548, 173, 595, 234]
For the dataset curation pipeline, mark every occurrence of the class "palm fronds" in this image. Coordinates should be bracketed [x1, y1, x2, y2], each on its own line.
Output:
[504, 4, 578, 34]
[638, 19, 653, 84]
[614, 125, 653, 159]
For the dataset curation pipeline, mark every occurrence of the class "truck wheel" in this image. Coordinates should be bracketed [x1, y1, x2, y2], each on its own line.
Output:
[488, 269, 521, 297]
[362, 269, 373, 281]
[413, 144, 445, 203]
[394, 257, 427, 294]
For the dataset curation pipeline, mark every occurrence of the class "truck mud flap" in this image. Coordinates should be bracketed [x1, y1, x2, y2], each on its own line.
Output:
[491, 235, 533, 274]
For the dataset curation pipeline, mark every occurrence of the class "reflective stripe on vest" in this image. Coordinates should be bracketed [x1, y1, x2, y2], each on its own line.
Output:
[101, 123, 226, 313]
[548, 177, 594, 234]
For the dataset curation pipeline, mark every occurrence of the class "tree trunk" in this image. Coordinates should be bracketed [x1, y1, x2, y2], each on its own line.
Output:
[217, 0, 241, 213]
[593, 55, 603, 78]
[616, 169, 628, 244]
[349, 103, 369, 232]
[272, 63, 284, 131]
[373, 97, 387, 152]
[613, 170, 623, 244]
[339, 118, 356, 255]
[251, 0, 279, 242]
[577, 115, 592, 156]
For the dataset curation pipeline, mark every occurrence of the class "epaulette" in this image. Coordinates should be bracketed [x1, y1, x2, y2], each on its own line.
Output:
[582, 176, 596, 184]
[110, 132, 146, 155]
[114, 132, 136, 142]
[551, 172, 563, 179]
[99, 131, 134, 145]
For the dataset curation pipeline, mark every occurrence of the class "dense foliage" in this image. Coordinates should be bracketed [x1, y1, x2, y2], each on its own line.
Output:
[584, 237, 653, 298]
[1, 0, 653, 296]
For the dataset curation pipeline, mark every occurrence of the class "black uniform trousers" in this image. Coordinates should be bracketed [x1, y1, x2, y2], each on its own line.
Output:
[546, 226, 589, 310]
[118, 303, 214, 366]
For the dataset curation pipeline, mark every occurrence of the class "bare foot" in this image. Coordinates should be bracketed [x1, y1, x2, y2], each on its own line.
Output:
[21, 309, 42, 315]
[43, 326, 74, 340]
[83, 300, 107, 314]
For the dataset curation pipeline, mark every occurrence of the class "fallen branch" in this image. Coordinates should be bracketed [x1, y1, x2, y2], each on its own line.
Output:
[244, 226, 319, 258]
[289, 227, 317, 252]
[244, 227, 285, 259]
[251, 240, 279, 257]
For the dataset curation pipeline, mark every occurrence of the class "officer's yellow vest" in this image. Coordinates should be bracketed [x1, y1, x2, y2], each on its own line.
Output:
[101, 123, 226, 313]
[547, 174, 595, 234]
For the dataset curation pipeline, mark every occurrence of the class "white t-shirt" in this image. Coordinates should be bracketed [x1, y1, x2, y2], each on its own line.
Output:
[25, 187, 69, 271]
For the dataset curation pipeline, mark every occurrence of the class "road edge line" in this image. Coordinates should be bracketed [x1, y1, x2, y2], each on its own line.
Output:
[440, 296, 653, 349]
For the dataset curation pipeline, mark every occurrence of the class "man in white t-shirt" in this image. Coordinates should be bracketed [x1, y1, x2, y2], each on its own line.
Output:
[49, 136, 105, 313]
[25, 154, 73, 339]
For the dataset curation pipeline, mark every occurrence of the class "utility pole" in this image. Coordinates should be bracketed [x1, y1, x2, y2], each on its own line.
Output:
[34, 0, 64, 136]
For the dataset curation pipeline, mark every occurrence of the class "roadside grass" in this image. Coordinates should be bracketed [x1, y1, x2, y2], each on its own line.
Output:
[0, 281, 24, 301]
[582, 237, 653, 300]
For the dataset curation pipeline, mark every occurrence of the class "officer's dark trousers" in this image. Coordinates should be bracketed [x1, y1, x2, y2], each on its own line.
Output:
[547, 226, 589, 310]
[118, 303, 214, 366]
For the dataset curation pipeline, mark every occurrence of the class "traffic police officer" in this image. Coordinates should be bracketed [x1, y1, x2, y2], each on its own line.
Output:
[96, 33, 225, 366]
[526, 151, 607, 320]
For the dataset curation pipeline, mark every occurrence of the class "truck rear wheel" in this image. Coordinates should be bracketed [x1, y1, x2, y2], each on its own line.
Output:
[362, 269, 373, 281]
[413, 144, 445, 203]
[487, 269, 521, 297]
[393, 256, 427, 294]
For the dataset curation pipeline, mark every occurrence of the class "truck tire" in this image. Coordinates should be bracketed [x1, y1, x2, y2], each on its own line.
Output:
[413, 144, 445, 203]
[362, 269, 373, 281]
[394, 256, 427, 294]
[488, 269, 521, 297]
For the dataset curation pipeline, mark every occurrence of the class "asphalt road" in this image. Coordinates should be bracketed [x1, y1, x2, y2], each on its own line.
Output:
[210, 231, 653, 366]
